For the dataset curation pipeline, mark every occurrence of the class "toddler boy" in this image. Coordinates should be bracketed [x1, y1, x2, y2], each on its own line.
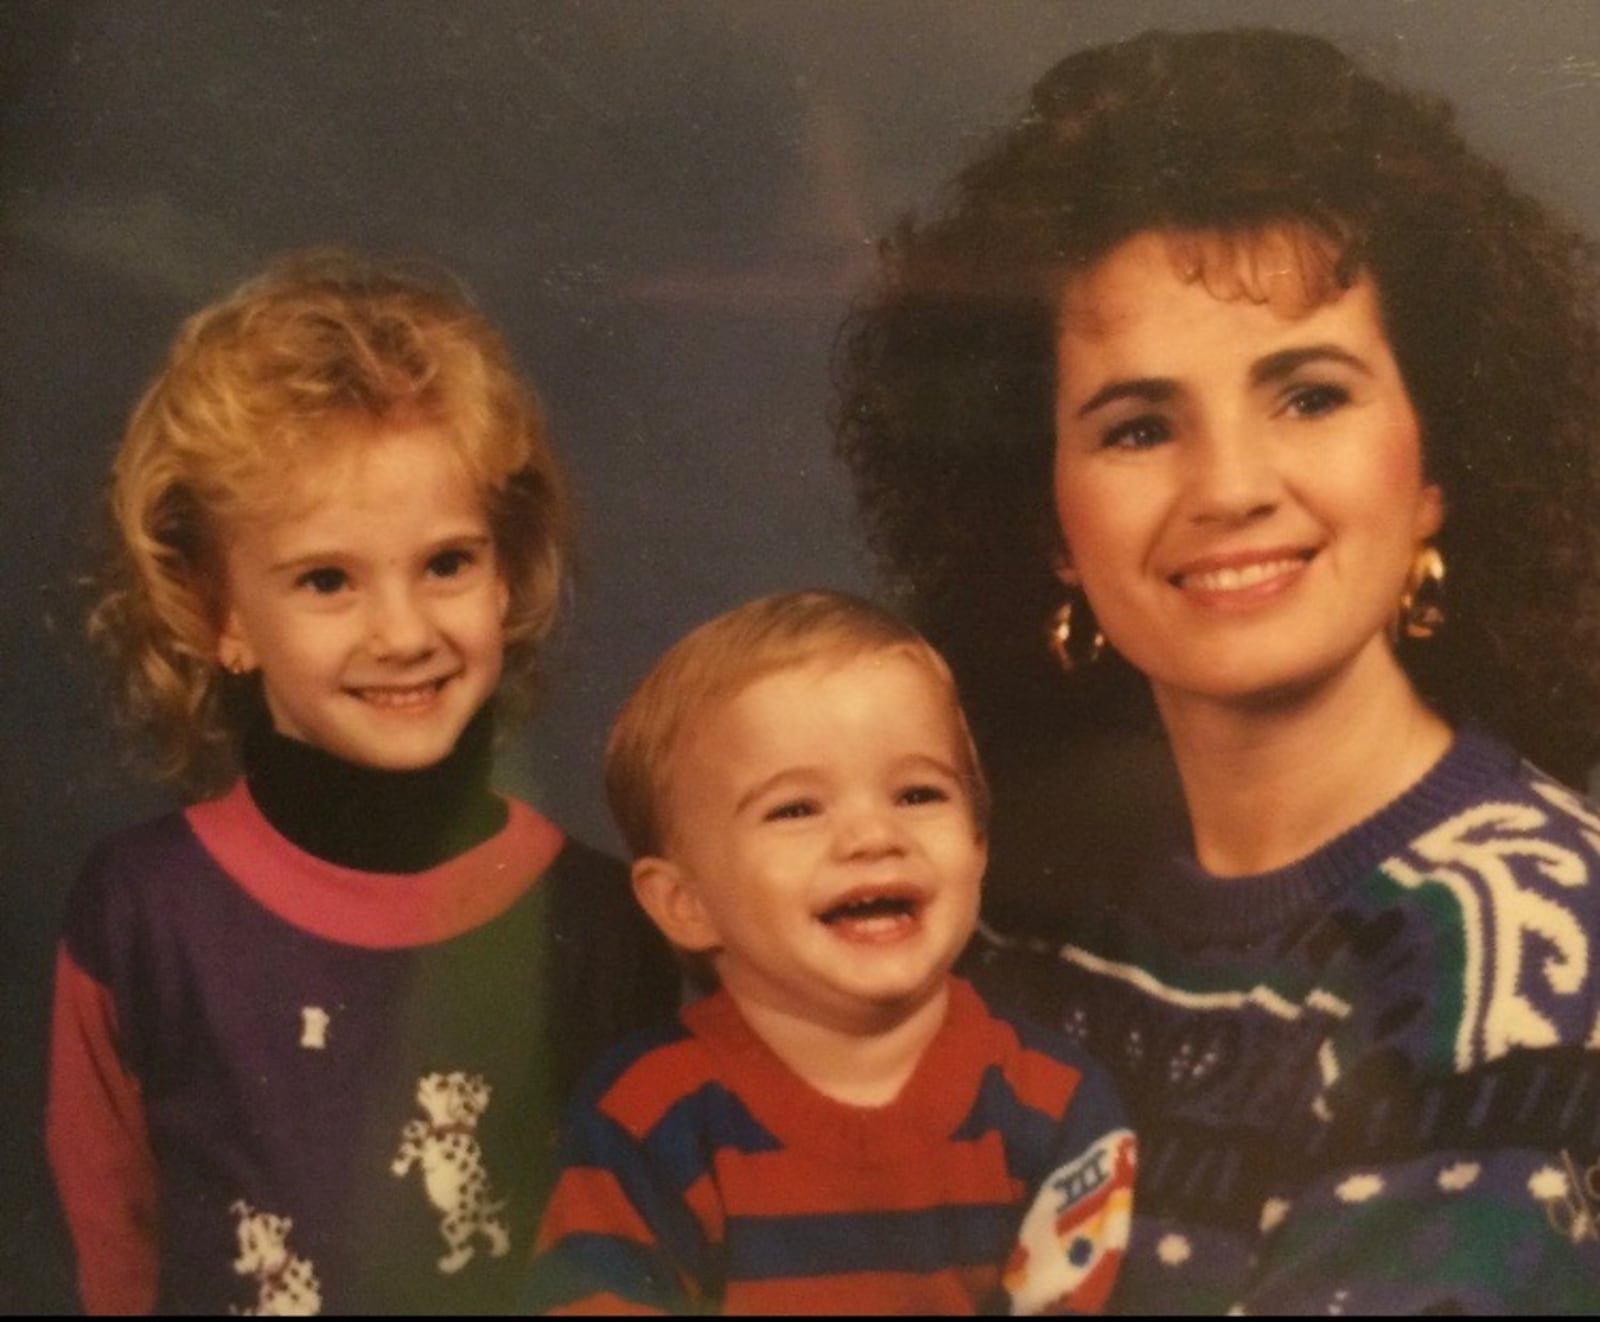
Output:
[526, 591, 1135, 1314]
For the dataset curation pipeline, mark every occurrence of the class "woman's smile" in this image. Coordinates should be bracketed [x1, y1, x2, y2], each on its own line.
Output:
[1167, 545, 1318, 604]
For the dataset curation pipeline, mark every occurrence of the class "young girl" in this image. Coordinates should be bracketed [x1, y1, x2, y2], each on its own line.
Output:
[47, 251, 680, 1315]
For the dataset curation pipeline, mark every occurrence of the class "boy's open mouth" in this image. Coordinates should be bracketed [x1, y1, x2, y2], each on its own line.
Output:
[817, 887, 925, 941]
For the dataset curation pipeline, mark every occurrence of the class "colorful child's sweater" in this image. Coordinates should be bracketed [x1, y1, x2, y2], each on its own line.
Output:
[525, 976, 1136, 1315]
[968, 726, 1600, 1313]
[47, 720, 680, 1315]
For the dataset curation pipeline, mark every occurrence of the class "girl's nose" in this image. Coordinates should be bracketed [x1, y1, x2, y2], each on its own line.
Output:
[366, 584, 437, 660]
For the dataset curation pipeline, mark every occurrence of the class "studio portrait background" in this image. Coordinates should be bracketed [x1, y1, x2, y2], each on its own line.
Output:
[5, 1, 1600, 1309]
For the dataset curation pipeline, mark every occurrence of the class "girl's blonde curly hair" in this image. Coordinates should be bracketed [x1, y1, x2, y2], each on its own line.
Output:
[90, 249, 573, 794]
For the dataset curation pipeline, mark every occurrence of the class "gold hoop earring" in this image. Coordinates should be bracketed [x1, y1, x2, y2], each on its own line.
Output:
[1398, 545, 1446, 640]
[1048, 594, 1105, 673]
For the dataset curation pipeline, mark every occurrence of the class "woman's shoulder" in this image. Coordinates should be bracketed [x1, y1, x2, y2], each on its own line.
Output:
[1339, 730, 1600, 1078]
[1376, 728, 1600, 901]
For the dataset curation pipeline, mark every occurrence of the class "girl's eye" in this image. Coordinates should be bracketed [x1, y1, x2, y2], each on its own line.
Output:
[427, 548, 477, 578]
[898, 783, 951, 807]
[1284, 382, 1350, 419]
[296, 567, 347, 595]
[1100, 414, 1171, 451]
[763, 799, 818, 823]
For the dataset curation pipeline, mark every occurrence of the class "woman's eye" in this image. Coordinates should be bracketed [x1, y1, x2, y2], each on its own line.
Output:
[763, 799, 818, 822]
[1100, 414, 1171, 450]
[427, 548, 476, 578]
[1284, 382, 1350, 419]
[899, 784, 951, 807]
[296, 567, 347, 595]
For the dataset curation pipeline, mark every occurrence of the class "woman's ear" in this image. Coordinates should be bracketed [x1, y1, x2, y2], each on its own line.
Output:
[632, 858, 720, 954]
[1417, 481, 1445, 542]
[1051, 546, 1080, 588]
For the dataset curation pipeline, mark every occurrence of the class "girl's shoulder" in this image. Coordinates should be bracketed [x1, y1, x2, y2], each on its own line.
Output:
[69, 801, 220, 915]
[61, 798, 240, 984]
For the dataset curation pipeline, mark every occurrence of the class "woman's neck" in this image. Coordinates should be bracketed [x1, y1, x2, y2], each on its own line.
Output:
[1156, 642, 1452, 877]
[729, 982, 951, 1109]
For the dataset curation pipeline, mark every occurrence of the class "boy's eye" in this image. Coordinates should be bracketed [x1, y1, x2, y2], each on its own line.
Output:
[763, 799, 819, 822]
[1100, 414, 1171, 451]
[898, 783, 952, 807]
[427, 547, 477, 578]
[295, 567, 348, 595]
[1283, 382, 1350, 419]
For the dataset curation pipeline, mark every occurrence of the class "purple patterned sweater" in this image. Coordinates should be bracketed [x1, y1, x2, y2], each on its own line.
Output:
[968, 727, 1600, 1313]
[48, 782, 678, 1314]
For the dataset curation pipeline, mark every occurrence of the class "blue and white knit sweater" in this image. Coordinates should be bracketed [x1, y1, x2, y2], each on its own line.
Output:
[968, 727, 1600, 1313]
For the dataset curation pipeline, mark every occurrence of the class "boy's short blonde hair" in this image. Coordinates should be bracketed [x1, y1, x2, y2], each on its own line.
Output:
[90, 248, 572, 791]
[605, 590, 990, 861]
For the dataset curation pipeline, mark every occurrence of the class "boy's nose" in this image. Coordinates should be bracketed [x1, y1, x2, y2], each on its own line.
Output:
[834, 802, 907, 860]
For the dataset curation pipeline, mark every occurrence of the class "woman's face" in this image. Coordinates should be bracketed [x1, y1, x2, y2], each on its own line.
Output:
[1052, 229, 1442, 716]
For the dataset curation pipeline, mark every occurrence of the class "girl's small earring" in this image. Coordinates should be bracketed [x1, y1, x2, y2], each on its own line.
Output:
[1047, 593, 1106, 673]
[1398, 544, 1446, 640]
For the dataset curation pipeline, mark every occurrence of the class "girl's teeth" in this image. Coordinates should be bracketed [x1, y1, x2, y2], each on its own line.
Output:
[359, 684, 439, 708]
[1187, 558, 1301, 591]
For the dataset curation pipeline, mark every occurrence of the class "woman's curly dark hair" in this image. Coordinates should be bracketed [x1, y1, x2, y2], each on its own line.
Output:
[835, 27, 1600, 785]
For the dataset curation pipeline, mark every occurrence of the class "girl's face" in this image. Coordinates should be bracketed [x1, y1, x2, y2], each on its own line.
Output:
[217, 419, 509, 771]
[1052, 229, 1442, 718]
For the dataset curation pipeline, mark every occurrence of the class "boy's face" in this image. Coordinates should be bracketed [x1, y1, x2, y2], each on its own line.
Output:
[216, 418, 509, 770]
[653, 649, 986, 1034]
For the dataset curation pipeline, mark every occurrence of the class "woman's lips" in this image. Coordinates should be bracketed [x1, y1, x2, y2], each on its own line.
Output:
[1169, 548, 1316, 601]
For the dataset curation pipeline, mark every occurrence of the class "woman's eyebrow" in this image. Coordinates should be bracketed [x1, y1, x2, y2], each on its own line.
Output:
[1250, 344, 1372, 385]
[1073, 377, 1176, 418]
[1072, 345, 1373, 419]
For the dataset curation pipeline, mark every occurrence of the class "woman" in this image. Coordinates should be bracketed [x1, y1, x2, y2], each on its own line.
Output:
[836, 28, 1600, 1313]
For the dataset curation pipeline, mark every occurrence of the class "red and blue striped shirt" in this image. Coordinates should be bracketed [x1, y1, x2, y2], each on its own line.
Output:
[527, 976, 1133, 1314]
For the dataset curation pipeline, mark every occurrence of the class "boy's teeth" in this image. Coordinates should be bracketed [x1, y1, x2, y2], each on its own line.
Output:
[841, 914, 909, 938]
[820, 895, 916, 925]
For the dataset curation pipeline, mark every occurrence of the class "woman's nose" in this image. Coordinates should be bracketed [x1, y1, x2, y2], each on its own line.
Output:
[1184, 424, 1282, 525]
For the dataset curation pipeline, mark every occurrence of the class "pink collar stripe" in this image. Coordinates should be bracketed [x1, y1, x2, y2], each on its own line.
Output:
[186, 780, 564, 949]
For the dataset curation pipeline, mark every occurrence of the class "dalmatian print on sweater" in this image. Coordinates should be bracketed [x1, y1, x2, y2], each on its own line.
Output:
[228, 1200, 322, 1316]
[390, 1070, 512, 1273]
